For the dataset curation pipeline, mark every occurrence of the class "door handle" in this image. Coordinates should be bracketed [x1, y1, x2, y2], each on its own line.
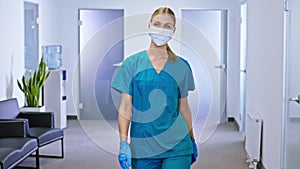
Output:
[288, 95, 300, 104]
[214, 64, 226, 70]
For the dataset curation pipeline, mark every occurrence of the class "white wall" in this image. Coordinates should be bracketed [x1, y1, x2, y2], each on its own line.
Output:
[0, 0, 25, 104]
[246, 0, 284, 168]
[55, 0, 241, 121]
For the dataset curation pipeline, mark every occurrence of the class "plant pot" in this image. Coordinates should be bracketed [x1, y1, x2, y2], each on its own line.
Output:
[20, 105, 45, 112]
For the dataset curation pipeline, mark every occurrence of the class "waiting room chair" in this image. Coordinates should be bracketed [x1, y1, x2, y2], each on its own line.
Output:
[0, 98, 64, 159]
[0, 119, 39, 169]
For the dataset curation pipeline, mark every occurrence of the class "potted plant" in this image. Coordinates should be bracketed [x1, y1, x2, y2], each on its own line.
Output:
[17, 57, 50, 110]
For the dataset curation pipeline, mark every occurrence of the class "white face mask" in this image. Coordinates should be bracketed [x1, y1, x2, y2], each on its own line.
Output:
[148, 26, 174, 46]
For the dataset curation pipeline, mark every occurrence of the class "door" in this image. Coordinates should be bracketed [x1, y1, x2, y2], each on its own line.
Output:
[282, 0, 300, 168]
[24, 2, 39, 71]
[240, 1, 248, 133]
[78, 9, 124, 120]
[181, 9, 227, 143]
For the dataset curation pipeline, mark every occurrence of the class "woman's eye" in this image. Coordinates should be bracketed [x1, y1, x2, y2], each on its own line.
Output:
[153, 23, 160, 27]
[164, 25, 172, 30]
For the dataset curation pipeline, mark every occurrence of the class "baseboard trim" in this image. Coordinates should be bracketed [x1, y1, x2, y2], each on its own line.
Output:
[67, 115, 78, 120]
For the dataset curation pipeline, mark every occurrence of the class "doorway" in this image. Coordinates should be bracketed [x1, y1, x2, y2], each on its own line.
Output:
[78, 9, 124, 120]
[240, 1, 248, 133]
[181, 9, 228, 143]
[24, 2, 39, 71]
[282, 0, 300, 168]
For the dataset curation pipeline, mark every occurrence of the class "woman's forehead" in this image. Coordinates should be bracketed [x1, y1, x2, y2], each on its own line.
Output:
[152, 14, 174, 25]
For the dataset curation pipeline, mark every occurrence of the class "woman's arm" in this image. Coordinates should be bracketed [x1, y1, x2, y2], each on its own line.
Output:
[118, 93, 132, 142]
[179, 97, 195, 141]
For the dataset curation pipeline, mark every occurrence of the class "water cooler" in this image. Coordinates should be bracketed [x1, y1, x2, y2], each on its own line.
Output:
[43, 45, 67, 129]
[44, 69, 67, 129]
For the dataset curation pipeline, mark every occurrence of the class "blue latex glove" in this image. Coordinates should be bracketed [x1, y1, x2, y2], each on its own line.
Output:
[191, 140, 198, 164]
[118, 141, 132, 169]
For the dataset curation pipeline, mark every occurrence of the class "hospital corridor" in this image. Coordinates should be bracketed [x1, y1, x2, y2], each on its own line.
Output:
[0, 0, 299, 169]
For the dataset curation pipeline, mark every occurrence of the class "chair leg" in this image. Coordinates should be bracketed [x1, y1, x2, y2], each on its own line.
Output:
[31, 138, 64, 159]
[36, 148, 40, 169]
[61, 138, 64, 158]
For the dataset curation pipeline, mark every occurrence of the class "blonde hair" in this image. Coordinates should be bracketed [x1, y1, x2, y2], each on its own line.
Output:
[150, 7, 178, 63]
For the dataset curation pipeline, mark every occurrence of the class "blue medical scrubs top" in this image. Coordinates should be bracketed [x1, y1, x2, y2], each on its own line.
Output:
[111, 50, 195, 159]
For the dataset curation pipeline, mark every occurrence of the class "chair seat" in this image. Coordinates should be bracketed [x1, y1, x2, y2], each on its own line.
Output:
[29, 127, 64, 147]
[0, 138, 38, 169]
[0, 147, 20, 169]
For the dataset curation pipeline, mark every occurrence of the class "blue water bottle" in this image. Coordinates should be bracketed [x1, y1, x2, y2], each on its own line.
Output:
[43, 45, 62, 69]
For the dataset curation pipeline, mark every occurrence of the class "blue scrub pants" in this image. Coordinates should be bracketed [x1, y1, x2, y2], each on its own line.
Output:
[132, 155, 192, 169]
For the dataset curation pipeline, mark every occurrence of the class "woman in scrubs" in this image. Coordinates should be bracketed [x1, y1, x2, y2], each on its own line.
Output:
[111, 7, 198, 169]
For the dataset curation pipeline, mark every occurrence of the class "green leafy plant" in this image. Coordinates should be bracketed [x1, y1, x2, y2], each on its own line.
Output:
[17, 57, 50, 107]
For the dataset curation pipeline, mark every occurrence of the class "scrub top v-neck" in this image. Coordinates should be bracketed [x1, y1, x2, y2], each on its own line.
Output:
[146, 51, 167, 74]
[111, 50, 195, 159]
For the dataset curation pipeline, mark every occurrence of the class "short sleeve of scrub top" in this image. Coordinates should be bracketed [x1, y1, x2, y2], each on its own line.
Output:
[177, 58, 195, 98]
[111, 50, 195, 159]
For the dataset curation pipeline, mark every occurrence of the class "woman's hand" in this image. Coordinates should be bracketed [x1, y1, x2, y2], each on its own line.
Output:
[118, 93, 132, 169]
[191, 140, 198, 164]
[118, 141, 132, 169]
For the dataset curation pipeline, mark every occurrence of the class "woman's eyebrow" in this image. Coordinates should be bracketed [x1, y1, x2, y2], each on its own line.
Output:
[152, 21, 173, 26]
